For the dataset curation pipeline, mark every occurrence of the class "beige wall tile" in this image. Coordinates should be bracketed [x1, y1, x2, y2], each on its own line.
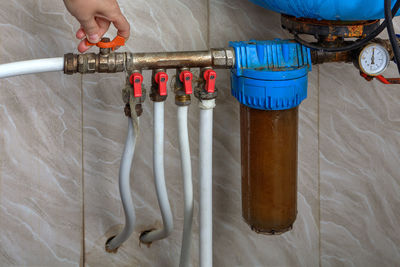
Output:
[319, 61, 400, 266]
[0, 1, 82, 266]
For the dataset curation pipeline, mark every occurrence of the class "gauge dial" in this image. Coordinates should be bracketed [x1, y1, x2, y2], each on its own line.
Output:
[359, 43, 390, 76]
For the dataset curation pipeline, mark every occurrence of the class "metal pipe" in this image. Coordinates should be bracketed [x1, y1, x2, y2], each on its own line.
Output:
[64, 49, 235, 74]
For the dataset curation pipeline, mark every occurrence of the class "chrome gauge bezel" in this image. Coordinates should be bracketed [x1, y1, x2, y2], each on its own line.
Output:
[358, 43, 390, 76]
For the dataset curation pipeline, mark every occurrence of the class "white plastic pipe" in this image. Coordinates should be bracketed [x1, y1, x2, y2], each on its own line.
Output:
[199, 99, 216, 267]
[140, 101, 174, 244]
[106, 117, 138, 251]
[0, 58, 64, 79]
[177, 106, 194, 267]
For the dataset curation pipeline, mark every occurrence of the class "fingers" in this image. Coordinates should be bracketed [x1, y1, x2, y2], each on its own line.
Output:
[76, 27, 85, 39]
[112, 13, 130, 40]
[76, 18, 111, 53]
[77, 39, 89, 53]
[80, 17, 101, 43]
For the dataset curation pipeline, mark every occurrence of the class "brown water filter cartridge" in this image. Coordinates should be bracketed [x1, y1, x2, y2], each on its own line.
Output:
[240, 105, 298, 234]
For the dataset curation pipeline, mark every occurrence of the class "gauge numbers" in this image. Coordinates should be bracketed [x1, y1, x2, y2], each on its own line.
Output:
[359, 43, 390, 76]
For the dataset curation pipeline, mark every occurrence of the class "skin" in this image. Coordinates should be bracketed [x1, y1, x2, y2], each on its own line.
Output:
[63, 0, 130, 53]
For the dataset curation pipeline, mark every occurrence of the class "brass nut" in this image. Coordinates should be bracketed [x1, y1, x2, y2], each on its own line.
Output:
[212, 49, 227, 67]
[212, 48, 235, 68]
[64, 53, 77, 75]
[78, 53, 97, 73]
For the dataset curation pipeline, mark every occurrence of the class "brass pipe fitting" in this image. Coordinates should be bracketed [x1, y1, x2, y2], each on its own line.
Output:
[64, 48, 235, 75]
[194, 67, 218, 101]
[175, 68, 191, 107]
[150, 69, 168, 102]
[64, 52, 125, 74]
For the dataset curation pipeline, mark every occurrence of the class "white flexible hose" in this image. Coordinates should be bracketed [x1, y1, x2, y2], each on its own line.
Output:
[177, 106, 194, 267]
[106, 117, 138, 251]
[199, 99, 215, 267]
[0, 58, 64, 79]
[140, 101, 174, 244]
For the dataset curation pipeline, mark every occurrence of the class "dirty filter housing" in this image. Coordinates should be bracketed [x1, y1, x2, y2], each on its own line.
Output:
[230, 40, 311, 234]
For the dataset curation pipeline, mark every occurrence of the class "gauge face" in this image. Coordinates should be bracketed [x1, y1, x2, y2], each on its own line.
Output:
[359, 43, 390, 76]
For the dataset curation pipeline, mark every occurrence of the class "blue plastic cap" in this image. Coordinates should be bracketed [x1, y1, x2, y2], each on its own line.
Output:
[230, 39, 312, 111]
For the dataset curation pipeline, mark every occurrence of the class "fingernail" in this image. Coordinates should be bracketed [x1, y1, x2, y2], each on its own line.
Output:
[88, 34, 99, 42]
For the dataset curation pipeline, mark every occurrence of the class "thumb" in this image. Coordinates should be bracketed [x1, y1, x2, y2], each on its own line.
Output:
[80, 17, 101, 43]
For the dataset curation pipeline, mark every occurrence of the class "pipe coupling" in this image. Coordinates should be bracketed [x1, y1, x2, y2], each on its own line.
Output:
[64, 53, 125, 74]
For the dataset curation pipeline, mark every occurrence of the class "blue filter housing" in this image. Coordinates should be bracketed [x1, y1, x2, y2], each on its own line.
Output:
[248, 0, 400, 21]
[230, 39, 312, 111]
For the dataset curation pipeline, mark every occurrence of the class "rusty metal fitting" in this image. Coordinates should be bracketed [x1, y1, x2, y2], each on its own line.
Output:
[311, 50, 355, 64]
[174, 68, 192, 106]
[123, 70, 146, 117]
[150, 69, 168, 102]
[195, 67, 218, 101]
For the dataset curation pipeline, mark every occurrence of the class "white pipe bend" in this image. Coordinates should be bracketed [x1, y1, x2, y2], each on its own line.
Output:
[0, 58, 64, 79]
[140, 101, 174, 244]
[106, 117, 138, 252]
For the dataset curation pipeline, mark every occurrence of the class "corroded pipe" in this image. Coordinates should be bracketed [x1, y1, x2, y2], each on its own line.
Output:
[64, 48, 235, 74]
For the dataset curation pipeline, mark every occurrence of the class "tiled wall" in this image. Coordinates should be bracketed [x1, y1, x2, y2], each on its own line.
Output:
[0, 0, 399, 266]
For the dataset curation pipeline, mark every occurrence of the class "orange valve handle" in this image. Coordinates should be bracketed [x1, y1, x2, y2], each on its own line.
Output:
[85, 35, 126, 51]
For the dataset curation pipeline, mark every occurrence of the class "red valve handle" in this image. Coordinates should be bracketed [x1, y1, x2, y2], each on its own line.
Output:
[155, 72, 168, 96]
[179, 71, 193, 95]
[360, 71, 400, 84]
[204, 69, 217, 93]
[85, 35, 126, 51]
[129, 73, 144, 98]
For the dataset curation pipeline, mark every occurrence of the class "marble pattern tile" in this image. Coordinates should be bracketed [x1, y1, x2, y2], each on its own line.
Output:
[1, 0, 400, 266]
[319, 62, 400, 266]
[0, 1, 82, 266]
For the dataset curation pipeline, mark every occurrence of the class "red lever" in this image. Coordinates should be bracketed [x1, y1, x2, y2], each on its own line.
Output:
[360, 71, 400, 84]
[129, 73, 144, 98]
[179, 71, 193, 94]
[203, 69, 217, 93]
[85, 35, 125, 51]
[155, 72, 168, 96]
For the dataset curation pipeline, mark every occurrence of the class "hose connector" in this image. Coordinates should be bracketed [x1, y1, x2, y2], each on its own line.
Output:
[195, 67, 218, 101]
[175, 68, 192, 106]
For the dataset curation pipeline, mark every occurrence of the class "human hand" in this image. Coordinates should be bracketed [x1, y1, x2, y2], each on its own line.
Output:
[63, 0, 130, 53]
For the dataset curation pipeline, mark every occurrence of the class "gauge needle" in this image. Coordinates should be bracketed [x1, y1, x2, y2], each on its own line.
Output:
[371, 48, 375, 65]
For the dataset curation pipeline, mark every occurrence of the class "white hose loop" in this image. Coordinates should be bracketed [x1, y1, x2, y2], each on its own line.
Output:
[0, 58, 64, 79]
[140, 101, 174, 244]
[106, 117, 138, 251]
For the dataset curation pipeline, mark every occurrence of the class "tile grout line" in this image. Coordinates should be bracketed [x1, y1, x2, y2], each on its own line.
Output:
[80, 75, 86, 267]
[317, 65, 322, 267]
[207, 0, 211, 49]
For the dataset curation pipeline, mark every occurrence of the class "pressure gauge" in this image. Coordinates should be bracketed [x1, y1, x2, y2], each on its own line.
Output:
[359, 43, 390, 76]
